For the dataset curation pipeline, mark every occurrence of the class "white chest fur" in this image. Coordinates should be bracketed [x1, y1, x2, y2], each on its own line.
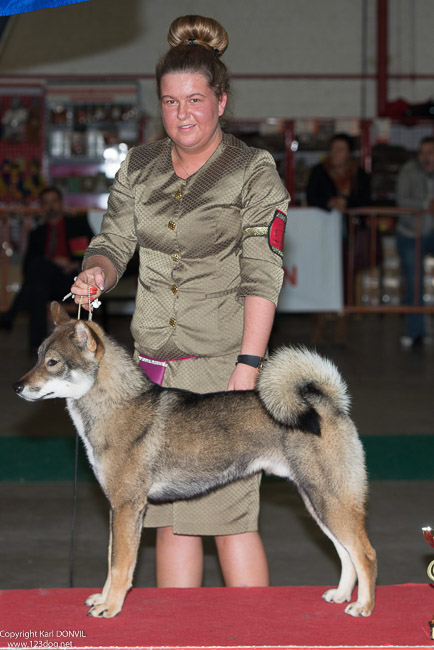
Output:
[66, 400, 104, 488]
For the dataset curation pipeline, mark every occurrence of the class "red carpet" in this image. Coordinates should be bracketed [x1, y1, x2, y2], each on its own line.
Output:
[0, 585, 433, 649]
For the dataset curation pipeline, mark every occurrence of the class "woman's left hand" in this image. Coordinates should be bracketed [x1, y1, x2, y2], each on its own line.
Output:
[227, 363, 260, 391]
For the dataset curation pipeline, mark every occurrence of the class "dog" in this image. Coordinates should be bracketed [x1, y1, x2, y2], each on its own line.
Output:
[14, 302, 377, 619]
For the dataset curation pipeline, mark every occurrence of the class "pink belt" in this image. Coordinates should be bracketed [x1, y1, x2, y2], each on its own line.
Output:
[138, 354, 195, 386]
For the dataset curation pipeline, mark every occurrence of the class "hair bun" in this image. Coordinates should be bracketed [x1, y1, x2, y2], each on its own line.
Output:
[167, 15, 228, 56]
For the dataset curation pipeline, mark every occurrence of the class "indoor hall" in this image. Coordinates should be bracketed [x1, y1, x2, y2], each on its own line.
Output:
[1, 0, 434, 647]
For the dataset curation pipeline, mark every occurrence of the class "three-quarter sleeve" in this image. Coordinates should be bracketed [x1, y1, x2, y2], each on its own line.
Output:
[238, 150, 290, 306]
[83, 150, 138, 283]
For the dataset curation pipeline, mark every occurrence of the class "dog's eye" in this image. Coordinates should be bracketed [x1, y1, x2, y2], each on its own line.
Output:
[46, 359, 59, 367]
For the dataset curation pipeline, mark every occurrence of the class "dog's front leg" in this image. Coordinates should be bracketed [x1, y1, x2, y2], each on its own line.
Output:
[87, 502, 146, 618]
[86, 508, 113, 608]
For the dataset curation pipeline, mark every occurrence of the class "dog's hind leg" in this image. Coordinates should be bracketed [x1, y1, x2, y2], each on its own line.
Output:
[337, 522, 377, 618]
[297, 487, 377, 617]
[87, 502, 147, 618]
[298, 489, 357, 602]
[85, 508, 113, 608]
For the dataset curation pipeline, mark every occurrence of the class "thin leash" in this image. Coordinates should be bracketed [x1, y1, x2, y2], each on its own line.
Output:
[69, 429, 79, 588]
[65, 285, 100, 588]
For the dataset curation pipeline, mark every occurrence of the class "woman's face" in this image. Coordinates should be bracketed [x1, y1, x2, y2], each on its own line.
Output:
[329, 139, 352, 167]
[160, 72, 227, 154]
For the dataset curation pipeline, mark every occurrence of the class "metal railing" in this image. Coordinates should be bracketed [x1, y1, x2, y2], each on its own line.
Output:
[1, 206, 434, 315]
[345, 207, 434, 313]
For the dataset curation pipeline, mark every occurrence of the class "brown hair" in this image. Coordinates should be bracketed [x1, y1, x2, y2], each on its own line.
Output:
[156, 15, 230, 101]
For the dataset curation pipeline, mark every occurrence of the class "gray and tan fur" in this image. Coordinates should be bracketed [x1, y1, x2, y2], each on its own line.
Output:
[14, 302, 377, 619]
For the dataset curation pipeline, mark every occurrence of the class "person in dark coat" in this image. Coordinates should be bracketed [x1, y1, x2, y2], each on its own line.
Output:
[1, 186, 94, 353]
[307, 133, 371, 212]
[306, 133, 372, 346]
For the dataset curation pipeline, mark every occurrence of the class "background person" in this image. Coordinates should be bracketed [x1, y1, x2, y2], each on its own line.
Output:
[70, 15, 290, 589]
[396, 136, 434, 348]
[0, 186, 93, 355]
[306, 132, 371, 213]
[306, 133, 372, 347]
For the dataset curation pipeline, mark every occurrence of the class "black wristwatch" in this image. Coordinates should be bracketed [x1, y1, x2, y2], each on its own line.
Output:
[235, 354, 264, 370]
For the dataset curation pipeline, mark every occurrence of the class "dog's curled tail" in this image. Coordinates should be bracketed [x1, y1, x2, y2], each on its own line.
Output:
[257, 346, 350, 426]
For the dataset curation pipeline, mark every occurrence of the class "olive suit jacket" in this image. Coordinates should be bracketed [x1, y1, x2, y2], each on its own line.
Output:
[85, 133, 290, 360]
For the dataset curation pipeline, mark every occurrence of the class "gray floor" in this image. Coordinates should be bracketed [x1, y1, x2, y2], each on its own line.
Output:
[1, 311, 433, 591]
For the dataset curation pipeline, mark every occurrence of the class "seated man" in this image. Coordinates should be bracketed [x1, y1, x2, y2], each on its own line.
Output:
[1, 186, 94, 355]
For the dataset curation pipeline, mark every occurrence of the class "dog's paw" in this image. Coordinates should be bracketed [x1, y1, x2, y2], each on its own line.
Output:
[345, 601, 373, 617]
[87, 602, 120, 618]
[322, 588, 351, 604]
[85, 593, 104, 607]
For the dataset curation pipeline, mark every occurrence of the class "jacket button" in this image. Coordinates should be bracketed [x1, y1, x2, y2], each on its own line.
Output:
[171, 284, 178, 294]
[168, 221, 176, 230]
[172, 252, 180, 262]
[174, 189, 183, 200]
[169, 317, 176, 327]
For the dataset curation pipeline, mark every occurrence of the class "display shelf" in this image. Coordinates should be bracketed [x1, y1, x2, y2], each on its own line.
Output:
[0, 84, 45, 204]
[45, 83, 141, 208]
[63, 193, 109, 210]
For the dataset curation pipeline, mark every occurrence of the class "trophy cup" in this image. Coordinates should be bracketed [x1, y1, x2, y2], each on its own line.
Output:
[422, 526, 434, 638]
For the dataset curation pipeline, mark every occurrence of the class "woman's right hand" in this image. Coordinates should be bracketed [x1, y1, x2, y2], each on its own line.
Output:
[70, 266, 105, 310]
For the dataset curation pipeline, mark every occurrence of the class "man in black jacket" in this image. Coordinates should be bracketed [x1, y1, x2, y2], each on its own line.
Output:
[1, 186, 94, 354]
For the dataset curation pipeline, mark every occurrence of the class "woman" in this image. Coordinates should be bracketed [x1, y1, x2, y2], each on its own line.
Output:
[306, 132, 371, 212]
[70, 15, 290, 588]
[306, 133, 372, 345]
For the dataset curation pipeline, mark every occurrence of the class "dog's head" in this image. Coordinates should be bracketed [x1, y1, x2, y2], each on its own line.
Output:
[13, 302, 105, 402]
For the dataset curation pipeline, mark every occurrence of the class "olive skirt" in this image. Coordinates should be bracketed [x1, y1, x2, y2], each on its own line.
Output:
[138, 349, 261, 536]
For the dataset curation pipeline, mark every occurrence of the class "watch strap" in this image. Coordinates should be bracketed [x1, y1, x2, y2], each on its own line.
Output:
[236, 354, 264, 369]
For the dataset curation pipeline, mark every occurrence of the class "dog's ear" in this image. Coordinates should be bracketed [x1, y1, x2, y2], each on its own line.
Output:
[74, 321, 98, 355]
[51, 301, 72, 325]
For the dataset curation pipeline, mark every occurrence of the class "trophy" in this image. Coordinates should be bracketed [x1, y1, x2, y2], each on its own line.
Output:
[422, 526, 434, 638]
